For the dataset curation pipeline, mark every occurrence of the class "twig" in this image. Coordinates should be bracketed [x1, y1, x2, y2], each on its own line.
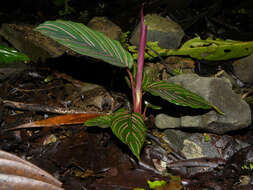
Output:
[128, 156, 162, 175]
[0, 98, 107, 115]
[166, 157, 226, 168]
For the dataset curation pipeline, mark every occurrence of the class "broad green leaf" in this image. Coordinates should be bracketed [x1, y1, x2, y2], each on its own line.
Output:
[35, 20, 133, 68]
[143, 80, 222, 113]
[166, 37, 253, 61]
[0, 45, 29, 64]
[111, 109, 146, 160]
[84, 115, 112, 128]
[133, 38, 253, 61]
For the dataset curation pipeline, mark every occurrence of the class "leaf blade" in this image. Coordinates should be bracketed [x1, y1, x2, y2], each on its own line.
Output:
[167, 37, 253, 61]
[5, 113, 105, 131]
[111, 109, 146, 159]
[144, 80, 217, 110]
[84, 115, 112, 128]
[35, 20, 133, 68]
[0, 45, 29, 64]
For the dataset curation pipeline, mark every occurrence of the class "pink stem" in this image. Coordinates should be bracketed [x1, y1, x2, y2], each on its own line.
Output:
[127, 68, 136, 106]
[134, 7, 147, 114]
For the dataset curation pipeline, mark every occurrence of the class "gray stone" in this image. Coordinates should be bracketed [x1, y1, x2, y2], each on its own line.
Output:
[155, 74, 251, 134]
[155, 114, 181, 129]
[181, 115, 202, 128]
[232, 54, 253, 84]
[162, 129, 249, 160]
[130, 14, 184, 49]
[88, 17, 122, 40]
[162, 129, 191, 152]
[0, 24, 77, 62]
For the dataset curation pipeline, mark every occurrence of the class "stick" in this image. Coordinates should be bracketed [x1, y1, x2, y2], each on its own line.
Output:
[0, 98, 106, 115]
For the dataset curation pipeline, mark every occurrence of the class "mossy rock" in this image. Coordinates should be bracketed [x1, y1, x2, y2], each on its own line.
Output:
[130, 14, 184, 49]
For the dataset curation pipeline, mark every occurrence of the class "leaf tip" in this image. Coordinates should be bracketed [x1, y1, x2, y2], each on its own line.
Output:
[212, 104, 224, 115]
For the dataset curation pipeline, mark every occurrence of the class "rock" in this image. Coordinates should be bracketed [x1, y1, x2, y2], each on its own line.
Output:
[65, 83, 113, 113]
[162, 129, 249, 160]
[0, 24, 77, 62]
[152, 129, 250, 177]
[181, 115, 203, 128]
[87, 17, 122, 40]
[155, 74, 251, 134]
[232, 54, 253, 84]
[215, 70, 239, 88]
[164, 56, 195, 75]
[224, 146, 253, 176]
[0, 62, 29, 82]
[130, 14, 184, 49]
[155, 114, 181, 129]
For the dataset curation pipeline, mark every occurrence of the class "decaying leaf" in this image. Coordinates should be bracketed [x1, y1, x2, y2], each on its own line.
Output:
[167, 37, 253, 61]
[5, 113, 106, 131]
[0, 150, 62, 187]
[0, 150, 64, 190]
[0, 174, 64, 190]
[138, 38, 253, 61]
[0, 159, 61, 186]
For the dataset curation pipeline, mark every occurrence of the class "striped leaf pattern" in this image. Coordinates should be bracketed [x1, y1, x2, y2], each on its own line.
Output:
[144, 80, 213, 109]
[0, 45, 29, 64]
[35, 20, 133, 68]
[84, 115, 112, 128]
[111, 109, 146, 160]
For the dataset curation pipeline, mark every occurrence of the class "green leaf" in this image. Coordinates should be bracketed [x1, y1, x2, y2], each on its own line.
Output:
[111, 109, 146, 160]
[166, 37, 253, 61]
[0, 45, 29, 64]
[144, 100, 162, 110]
[143, 80, 216, 110]
[35, 20, 133, 68]
[147, 180, 166, 189]
[84, 115, 112, 128]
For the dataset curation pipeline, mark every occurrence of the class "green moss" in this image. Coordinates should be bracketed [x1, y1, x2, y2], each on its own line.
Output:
[127, 41, 168, 60]
[145, 14, 182, 32]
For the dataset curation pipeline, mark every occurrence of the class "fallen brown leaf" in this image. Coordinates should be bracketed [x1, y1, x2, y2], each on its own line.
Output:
[0, 150, 62, 187]
[0, 174, 64, 190]
[5, 113, 105, 131]
[0, 150, 64, 190]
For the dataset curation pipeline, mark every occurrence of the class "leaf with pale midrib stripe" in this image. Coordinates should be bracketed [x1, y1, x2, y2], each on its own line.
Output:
[84, 115, 112, 128]
[111, 109, 146, 160]
[35, 20, 133, 68]
[144, 80, 215, 110]
[0, 45, 29, 64]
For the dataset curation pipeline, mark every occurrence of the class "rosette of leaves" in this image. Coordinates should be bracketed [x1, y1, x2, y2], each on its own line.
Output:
[35, 13, 221, 159]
